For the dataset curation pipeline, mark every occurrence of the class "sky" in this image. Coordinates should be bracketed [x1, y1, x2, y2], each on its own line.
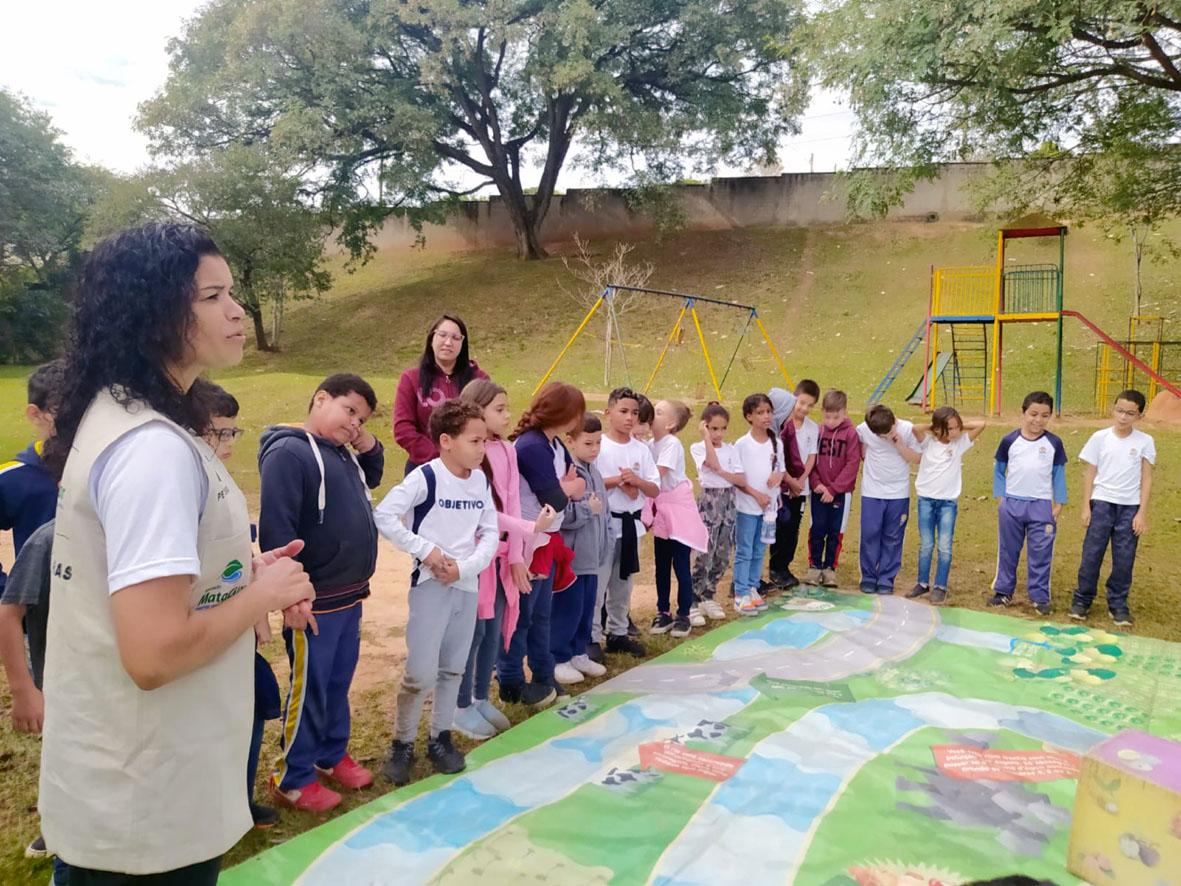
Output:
[1, 0, 855, 184]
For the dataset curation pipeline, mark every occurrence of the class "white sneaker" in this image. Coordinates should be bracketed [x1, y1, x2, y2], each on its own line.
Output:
[750, 590, 769, 611]
[474, 698, 512, 732]
[571, 654, 607, 677]
[733, 595, 759, 616]
[554, 661, 585, 684]
[453, 704, 497, 740]
[700, 599, 726, 620]
[688, 606, 706, 627]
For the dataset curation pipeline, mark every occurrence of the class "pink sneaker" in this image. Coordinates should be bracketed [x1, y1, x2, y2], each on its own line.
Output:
[271, 779, 342, 813]
[316, 754, 373, 790]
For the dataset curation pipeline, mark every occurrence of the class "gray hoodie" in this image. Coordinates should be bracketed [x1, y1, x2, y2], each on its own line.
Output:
[769, 387, 798, 438]
[560, 458, 612, 575]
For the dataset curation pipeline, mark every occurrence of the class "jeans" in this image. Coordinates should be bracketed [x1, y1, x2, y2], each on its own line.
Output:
[917, 496, 959, 589]
[457, 579, 506, 708]
[66, 857, 220, 885]
[1073, 500, 1140, 613]
[733, 512, 765, 596]
[497, 564, 555, 686]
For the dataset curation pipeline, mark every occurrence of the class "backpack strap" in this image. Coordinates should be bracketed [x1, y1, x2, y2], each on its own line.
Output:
[409, 464, 437, 587]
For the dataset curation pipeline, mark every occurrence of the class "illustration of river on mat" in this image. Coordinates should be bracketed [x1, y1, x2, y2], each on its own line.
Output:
[226, 594, 1181, 885]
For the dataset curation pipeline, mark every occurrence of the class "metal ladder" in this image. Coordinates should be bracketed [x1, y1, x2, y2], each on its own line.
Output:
[950, 323, 988, 409]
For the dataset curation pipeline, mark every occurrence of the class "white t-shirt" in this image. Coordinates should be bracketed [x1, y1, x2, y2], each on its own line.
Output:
[997, 430, 1068, 500]
[733, 431, 784, 516]
[651, 434, 687, 492]
[915, 434, 974, 500]
[596, 434, 660, 538]
[89, 422, 208, 594]
[856, 420, 920, 499]
[1080, 427, 1156, 506]
[690, 440, 742, 490]
[795, 416, 819, 495]
[373, 458, 498, 592]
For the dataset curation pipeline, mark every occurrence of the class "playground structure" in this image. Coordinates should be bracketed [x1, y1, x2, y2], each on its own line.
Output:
[534, 284, 793, 400]
[869, 223, 1181, 414]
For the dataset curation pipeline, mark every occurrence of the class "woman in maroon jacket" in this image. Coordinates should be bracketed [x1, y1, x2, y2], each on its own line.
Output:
[393, 314, 488, 474]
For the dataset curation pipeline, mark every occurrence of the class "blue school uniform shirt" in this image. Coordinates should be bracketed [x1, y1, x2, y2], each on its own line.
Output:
[993, 429, 1067, 503]
[0, 440, 57, 593]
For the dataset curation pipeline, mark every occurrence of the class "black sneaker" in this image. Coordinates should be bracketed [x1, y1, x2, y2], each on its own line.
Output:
[381, 739, 415, 786]
[606, 633, 647, 657]
[1068, 604, 1089, 621]
[25, 835, 48, 859]
[650, 613, 674, 634]
[758, 579, 775, 594]
[930, 587, 948, 605]
[498, 682, 522, 704]
[1110, 610, 1134, 627]
[585, 642, 604, 664]
[250, 801, 279, 829]
[627, 616, 640, 638]
[520, 681, 558, 708]
[987, 593, 1011, 607]
[550, 678, 570, 698]
[1034, 603, 1051, 617]
[426, 731, 466, 775]
[670, 616, 691, 638]
[781, 572, 801, 590]
[906, 583, 930, 599]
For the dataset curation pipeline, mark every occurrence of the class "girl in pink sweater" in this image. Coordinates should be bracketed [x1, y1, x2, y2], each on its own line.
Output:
[453, 379, 553, 740]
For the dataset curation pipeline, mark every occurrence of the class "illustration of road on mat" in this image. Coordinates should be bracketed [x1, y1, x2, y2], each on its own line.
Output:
[225, 594, 1181, 885]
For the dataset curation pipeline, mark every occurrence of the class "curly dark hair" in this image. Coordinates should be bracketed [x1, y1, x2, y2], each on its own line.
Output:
[44, 222, 224, 480]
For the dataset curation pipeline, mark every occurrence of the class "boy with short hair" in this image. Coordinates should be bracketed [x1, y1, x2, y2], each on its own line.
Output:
[856, 405, 922, 595]
[808, 390, 861, 588]
[769, 380, 820, 588]
[1070, 389, 1155, 626]
[0, 361, 64, 869]
[991, 391, 1067, 616]
[597, 387, 661, 657]
[374, 399, 498, 785]
[260, 373, 385, 812]
[555, 413, 611, 681]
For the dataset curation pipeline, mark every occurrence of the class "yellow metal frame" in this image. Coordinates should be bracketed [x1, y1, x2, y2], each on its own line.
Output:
[754, 315, 794, 389]
[533, 294, 604, 395]
[690, 305, 723, 401]
[643, 304, 689, 394]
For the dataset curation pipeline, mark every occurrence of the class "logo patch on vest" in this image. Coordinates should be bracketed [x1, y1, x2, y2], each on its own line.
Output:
[221, 559, 245, 583]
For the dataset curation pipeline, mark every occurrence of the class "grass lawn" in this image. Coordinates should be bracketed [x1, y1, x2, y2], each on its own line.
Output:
[0, 220, 1179, 882]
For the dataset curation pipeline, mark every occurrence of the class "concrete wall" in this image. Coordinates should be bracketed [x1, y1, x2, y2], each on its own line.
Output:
[366, 163, 988, 254]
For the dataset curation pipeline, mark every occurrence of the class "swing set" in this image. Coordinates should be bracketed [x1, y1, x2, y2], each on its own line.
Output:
[533, 284, 794, 400]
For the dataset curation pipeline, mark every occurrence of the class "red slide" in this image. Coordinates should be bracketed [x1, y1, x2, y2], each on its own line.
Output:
[1062, 310, 1181, 400]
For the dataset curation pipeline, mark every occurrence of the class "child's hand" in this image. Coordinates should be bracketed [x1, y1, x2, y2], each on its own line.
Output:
[510, 562, 532, 595]
[1133, 508, 1148, 536]
[1051, 503, 1063, 520]
[423, 547, 448, 576]
[534, 504, 557, 534]
[622, 483, 640, 500]
[350, 428, 377, 453]
[11, 685, 43, 734]
[588, 492, 604, 515]
[436, 556, 461, 584]
[768, 471, 785, 489]
[753, 490, 772, 510]
[699, 420, 710, 440]
[1080, 502, 1091, 528]
[887, 428, 899, 444]
[560, 466, 586, 500]
[619, 466, 636, 485]
[282, 601, 319, 636]
[254, 615, 272, 644]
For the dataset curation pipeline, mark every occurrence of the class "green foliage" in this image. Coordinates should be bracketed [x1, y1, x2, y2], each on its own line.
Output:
[0, 89, 103, 362]
[87, 144, 332, 351]
[804, 0, 1181, 225]
[138, 0, 808, 259]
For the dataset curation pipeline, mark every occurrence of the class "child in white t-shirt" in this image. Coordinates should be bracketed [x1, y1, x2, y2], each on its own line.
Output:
[856, 405, 922, 595]
[596, 387, 661, 657]
[905, 406, 986, 604]
[1071, 389, 1156, 626]
[689, 403, 744, 621]
[732, 394, 785, 615]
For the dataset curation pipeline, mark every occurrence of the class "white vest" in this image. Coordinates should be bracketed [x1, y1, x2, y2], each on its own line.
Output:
[40, 389, 254, 873]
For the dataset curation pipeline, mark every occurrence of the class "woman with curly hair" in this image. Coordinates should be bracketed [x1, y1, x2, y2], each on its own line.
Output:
[39, 222, 314, 883]
[393, 314, 488, 475]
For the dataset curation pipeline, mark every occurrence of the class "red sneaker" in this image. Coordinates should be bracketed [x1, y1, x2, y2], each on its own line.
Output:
[270, 779, 342, 813]
[316, 754, 373, 790]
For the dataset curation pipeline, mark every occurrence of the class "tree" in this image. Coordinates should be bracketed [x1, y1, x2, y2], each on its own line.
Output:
[88, 145, 332, 351]
[138, 0, 807, 260]
[804, 1, 1181, 221]
[0, 89, 103, 362]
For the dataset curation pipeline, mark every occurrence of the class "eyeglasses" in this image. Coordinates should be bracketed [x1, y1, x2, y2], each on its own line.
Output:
[1114, 408, 1140, 417]
[434, 331, 464, 344]
[209, 428, 246, 443]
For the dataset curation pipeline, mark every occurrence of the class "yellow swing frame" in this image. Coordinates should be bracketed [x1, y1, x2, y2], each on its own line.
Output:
[534, 284, 793, 400]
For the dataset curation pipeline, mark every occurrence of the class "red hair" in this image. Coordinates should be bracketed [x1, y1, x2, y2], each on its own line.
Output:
[511, 382, 586, 439]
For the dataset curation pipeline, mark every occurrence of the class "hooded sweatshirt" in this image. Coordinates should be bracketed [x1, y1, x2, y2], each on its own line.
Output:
[812, 418, 862, 495]
[0, 440, 57, 592]
[560, 458, 612, 575]
[393, 360, 489, 465]
[768, 388, 806, 483]
[258, 426, 384, 612]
